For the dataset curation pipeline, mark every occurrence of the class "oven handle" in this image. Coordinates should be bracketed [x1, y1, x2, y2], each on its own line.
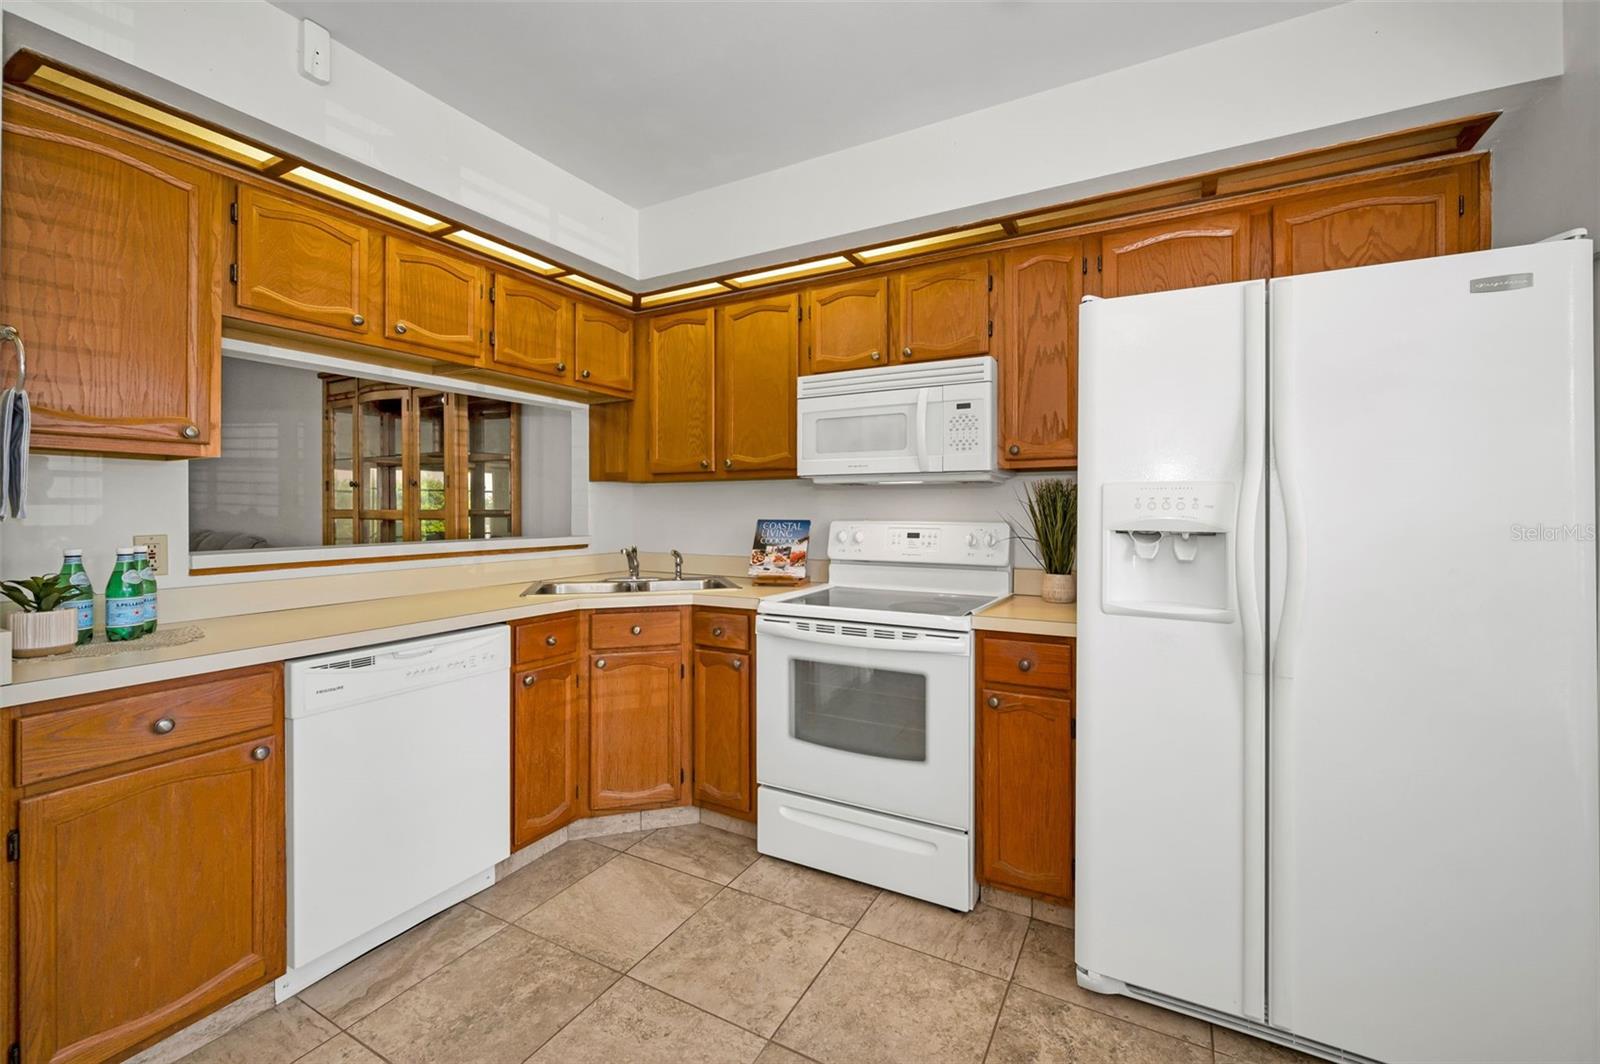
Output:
[755, 615, 972, 655]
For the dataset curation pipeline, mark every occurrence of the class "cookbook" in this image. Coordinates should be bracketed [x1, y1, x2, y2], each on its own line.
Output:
[749, 519, 810, 585]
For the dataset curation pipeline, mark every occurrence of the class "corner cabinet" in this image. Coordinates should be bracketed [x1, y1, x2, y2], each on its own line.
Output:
[383, 236, 488, 365]
[1, 92, 224, 458]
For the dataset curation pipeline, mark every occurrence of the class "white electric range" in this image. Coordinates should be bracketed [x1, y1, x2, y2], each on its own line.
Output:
[755, 520, 1011, 911]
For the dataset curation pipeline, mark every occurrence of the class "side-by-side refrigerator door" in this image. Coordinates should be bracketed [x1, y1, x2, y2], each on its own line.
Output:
[1076, 280, 1267, 1022]
[1267, 239, 1599, 1063]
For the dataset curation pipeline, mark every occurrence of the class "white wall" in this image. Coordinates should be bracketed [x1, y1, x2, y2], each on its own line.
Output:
[5, 0, 639, 277]
[188, 359, 323, 549]
[639, 1, 1566, 280]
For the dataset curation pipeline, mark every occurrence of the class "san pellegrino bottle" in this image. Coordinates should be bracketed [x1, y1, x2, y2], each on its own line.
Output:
[104, 548, 145, 642]
[139, 546, 158, 635]
[56, 549, 95, 645]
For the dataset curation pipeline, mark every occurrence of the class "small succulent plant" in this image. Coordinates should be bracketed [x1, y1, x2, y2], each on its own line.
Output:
[1, 573, 80, 614]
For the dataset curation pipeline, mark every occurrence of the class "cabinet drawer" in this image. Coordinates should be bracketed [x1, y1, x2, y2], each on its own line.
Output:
[980, 636, 1073, 692]
[17, 667, 280, 787]
[692, 609, 751, 651]
[591, 609, 683, 649]
[514, 613, 579, 665]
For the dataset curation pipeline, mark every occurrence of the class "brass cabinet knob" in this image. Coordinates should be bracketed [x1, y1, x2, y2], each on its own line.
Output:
[1018, 658, 1033, 672]
[251, 745, 271, 761]
[1008, 444, 1021, 456]
[724, 459, 733, 470]
[545, 634, 558, 646]
[869, 351, 881, 361]
[902, 346, 913, 357]
[631, 625, 642, 636]
[732, 658, 743, 671]
[711, 626, 724, 638]
[699, 459, 710, 470]
[987, 696, 1001, 708]
[595, 658, 607, 669]
[556, 362, 567, 372]
[581, 369, 591, 379]
[181, 425, 199, 440]
[522, 674, 535, 687]
[351, 314, 365, 326]
[152, 717, 176, 735]
[394, 322, 408, 335]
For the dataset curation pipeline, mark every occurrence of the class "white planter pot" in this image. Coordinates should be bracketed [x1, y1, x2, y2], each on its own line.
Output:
[1040, 573, 1077, 604]
[7, 608, 78, 657]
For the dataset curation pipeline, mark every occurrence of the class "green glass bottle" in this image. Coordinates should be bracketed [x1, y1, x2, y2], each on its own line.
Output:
[56, 549, 95, 646]
[104, 548, 145, 642]
[139, 546, 158, 635]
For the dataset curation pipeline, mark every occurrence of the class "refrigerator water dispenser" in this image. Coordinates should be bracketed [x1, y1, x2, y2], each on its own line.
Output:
[1101, 482, 1235, 621]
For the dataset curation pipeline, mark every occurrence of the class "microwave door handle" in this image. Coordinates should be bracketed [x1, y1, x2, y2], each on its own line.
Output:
[914, 390, 930, 469]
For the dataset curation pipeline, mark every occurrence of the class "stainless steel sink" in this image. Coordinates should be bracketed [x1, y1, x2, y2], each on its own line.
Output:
[523, 574, 739, 596]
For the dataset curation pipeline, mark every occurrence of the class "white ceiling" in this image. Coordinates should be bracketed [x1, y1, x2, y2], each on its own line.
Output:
[267, 1, 1335, 208]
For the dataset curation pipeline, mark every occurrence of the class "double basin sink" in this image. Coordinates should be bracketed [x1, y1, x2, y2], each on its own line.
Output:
[523, 574, 740, 596]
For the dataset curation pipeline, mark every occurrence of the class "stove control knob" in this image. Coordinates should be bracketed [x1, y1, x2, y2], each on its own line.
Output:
[983, 531, 999, 549]
[836, 529, 849, 543]
[966, 532, 980, 548]
[852, 531, 866, 544]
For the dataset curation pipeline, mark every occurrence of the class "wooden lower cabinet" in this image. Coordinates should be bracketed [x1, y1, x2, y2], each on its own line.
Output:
[976, 633, 1074, 903]
[511, 658, 582, 848]
[16, 666, 284, 1064]
[587, 646, 687, 813]
[690, 608, 754, 820]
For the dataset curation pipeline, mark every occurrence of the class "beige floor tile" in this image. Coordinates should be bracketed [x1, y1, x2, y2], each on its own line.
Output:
[986, 985, 1212, 1064]
[294, 1034, 386, 1064]
[754, 1043, 817, 1064]
[469, 840, 617, 920]
[127, 986, 275, 1064]
[628, 822, 760, 884]
[350, 926, 616, 1063]
[175, 1000, 337, 1064]
[730, 856, 880, 926]
[593, 828, 654, 851]
[633, 889, 847, 1037]
[516, 853, 721, 970]
[775, 931, 1007, 1064]
[1032, 899, 1075, 929]
[298, 903, 504, 1027]
[1011, 922, 1211, 1047]
[857, 892, 1030, 979]
[529, 977, 766, 1063]
[1214, 1026, 1328, 1063]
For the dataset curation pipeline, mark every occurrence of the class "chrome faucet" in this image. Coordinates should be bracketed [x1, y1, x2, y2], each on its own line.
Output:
[671, 549, 684, 579]
[620, 545, 640, 579]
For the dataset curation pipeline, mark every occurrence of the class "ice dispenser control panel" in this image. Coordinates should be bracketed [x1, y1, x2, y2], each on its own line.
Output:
[1101, 482, 1236, 622]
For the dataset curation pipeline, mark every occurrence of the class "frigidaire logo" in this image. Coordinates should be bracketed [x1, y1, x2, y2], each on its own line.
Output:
[1469, 272, 1533, 293]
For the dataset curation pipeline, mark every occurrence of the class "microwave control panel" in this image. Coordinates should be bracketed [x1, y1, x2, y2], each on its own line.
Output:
[827, 521, 1011, 565]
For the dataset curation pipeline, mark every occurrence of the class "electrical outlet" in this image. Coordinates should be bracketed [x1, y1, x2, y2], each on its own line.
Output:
[133, 534, 169, 576]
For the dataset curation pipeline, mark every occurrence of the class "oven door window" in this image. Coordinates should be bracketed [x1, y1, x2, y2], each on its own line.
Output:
[790, 659, 927, 762]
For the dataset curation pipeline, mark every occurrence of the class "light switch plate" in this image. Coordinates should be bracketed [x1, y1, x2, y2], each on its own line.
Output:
[133, 534, 169, 576]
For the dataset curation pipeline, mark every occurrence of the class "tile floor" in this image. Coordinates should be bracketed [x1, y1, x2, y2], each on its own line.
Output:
[177, 823, 1319, 1064]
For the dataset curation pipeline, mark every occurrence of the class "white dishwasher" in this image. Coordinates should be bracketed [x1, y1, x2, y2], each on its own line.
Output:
[277, 625, 510, 1001]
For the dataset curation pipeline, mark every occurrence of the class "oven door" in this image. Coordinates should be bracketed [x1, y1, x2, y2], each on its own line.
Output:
[755, 613, 973, 829]
[796, 386, 938, 479]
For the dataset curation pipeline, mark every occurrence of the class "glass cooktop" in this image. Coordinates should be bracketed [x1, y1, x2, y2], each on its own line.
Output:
[784, 586, 996, 617]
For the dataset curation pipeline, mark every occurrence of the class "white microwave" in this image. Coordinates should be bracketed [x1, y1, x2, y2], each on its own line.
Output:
[796, 356, 1008, 483]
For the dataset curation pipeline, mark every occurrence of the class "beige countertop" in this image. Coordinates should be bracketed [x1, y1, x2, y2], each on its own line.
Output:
[973, 596, 1078, 638]
[1, 577, 796, 709]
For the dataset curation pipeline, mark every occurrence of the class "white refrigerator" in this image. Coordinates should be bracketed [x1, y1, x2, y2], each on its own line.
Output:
[1075, 238, 1600, 1064]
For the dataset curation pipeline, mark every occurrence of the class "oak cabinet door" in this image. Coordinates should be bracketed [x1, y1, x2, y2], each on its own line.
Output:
[491, 275, 574, 382]
[512, 658, 581, 847]
[692, 649, 753, 819]
[1, 94, 224, 457]
[645, 309, 716, 476]
[979, 688, 1073, 901]
[892, 256, 992, 363]
[1272, 167, 1471, 277]
[998, 239, 1084, 469]
[383, 236, 488, 364]
[803, 277, 888, 374]
[717, 294, 798, 475]
[587, 649, 683, 811]
[574, 303, 634, 394]
[234, 185, 376, 336]
[1099, 209, 1254, 297]
[20, 737, 283, 1064]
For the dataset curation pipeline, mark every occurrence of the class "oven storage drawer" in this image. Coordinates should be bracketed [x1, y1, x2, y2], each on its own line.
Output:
[758, 785, 975, 911]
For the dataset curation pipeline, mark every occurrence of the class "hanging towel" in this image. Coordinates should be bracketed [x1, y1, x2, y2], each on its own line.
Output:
[0, 326, 29, 520]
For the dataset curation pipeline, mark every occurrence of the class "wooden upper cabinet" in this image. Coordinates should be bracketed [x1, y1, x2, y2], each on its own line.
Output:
[979, 687, 1074, 902]
[20, 736, 283, 1064]
[233, 185, 377, 336]
[645, 309, 716, 475]
[1, 93, 224, 457]
[383, 235, 487, 364]
[1099, 209, 1255, 298]
[491, 274, 574, 383]
[803, 277, 888, 374]
[575, 302, 634, 394]
[1272, 166, 1477, 277]
[892, 256, 992, 363]
[692, 647, 754, 819]
[587, 648, 684, 812]
[512, 658, 582, 848]
[998, 238, 1083, 469]
[717, 293, 799, 475]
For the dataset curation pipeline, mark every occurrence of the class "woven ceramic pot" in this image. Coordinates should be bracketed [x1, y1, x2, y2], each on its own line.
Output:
[1040, 573, 1077, 604]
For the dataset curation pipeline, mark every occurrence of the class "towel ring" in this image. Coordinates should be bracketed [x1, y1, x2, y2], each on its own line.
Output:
[0, 325, 24, 391]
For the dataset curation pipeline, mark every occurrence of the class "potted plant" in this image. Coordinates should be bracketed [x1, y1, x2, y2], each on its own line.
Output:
[2, 574, 82, 657]
[1009, 479, 1079, 604]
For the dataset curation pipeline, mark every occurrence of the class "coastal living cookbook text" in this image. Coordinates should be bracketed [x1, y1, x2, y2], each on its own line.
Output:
[749, 519, 810, 585]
